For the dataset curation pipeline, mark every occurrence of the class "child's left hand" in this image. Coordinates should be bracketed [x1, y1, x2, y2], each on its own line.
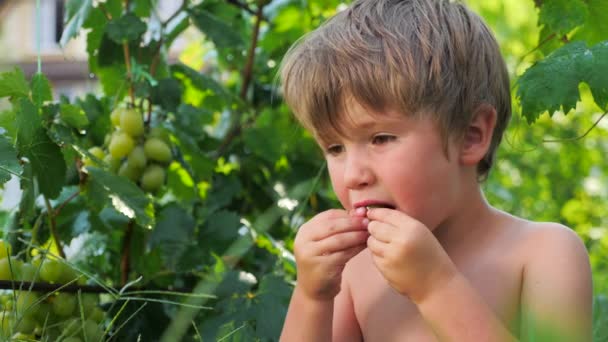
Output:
[365, 208, 458, 303]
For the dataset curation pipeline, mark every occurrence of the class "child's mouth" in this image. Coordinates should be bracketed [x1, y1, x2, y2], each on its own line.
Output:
[362, 203, 396, 210]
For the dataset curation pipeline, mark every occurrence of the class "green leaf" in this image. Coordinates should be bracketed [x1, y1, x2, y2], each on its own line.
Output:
[133, 0, 153, 17]
[150, 204, 195, 269]
[538, 0, 588, 36]
[253, 275, 291, 340]
[572, 0, 608, 46]
[0, 110, 16, 141]
[85, 167, 155, 228]
[516, 41, 608, 123]
[31, 73, 53, 108]
[60, 103, 89, 129]
[0, 134, 21, 184]
[60, 0, 94, 46]
[0, 68, 29, 99]
[188, 8, 244, 48]
[16, 99, 67, 199]
[201, 210, 241, 245]
[150, 78, 183, 113]
[106, 13, 147, 43]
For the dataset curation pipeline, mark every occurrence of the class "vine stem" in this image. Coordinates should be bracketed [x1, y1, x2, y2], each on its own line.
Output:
[214, 3, 266, 157]
[43, 196, 66, 259]
[120, 220, 135, 286]
[0, 280, 194, 294]
[123, 42, 135, 105]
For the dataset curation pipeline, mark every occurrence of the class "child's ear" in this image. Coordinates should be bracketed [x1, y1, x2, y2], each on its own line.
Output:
[459, 104, 497, 165]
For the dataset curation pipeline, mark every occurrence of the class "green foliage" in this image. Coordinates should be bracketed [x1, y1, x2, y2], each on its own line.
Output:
[517, 41, 608, 123]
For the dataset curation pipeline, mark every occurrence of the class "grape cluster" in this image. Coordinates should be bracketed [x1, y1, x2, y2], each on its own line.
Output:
[84, 107, 173, 193]
[0, 240, 105, 341]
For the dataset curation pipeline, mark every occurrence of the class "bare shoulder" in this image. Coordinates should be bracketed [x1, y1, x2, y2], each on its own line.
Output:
[518, 221, 588, 260]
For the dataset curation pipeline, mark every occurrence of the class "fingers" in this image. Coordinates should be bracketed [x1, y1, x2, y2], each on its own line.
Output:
[366, 207, 419, 226]
[367, 234, 387, 258]
[324, 243, 367, 265]
[314, 230, 370, 255]
[307, 214, 368, 241]
[367, 220, 394, 243]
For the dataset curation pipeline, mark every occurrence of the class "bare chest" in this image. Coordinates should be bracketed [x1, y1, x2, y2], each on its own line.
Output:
[348, 253, 522, 342]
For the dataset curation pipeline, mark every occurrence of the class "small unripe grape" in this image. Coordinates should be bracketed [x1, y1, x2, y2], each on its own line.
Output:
[140, 165, 166, 192]
[84, 146, 105, 167]
[0, 240, 12, 259]
[15, 291, 38, 315]
[149, 127, 171, 145]
[109, 132, 135, 159]
[18, 262, 38, 282]
[82, 320, 104, 341]
[120, 108, 144, 137]
[118, 161, 144, 182]
[89, 307, 105, 323]
[127, 146, 147, 169]
[143, 138, 172, 163]
[104, 155, 121, 173]
[40, 259, 63, 283]
[52, 293, 77, 317]
[15, 315, 36, 334]
[110, 108, 125, 127]
[0, 258, 20, 280]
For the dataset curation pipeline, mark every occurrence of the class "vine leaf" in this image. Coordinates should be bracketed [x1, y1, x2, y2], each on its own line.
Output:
[0, 134, 21, 185]
[16, 99, 66, 199]
[516, 40, 608, 123]
[538, 0, 588, 36]
[60, 0, 94, 46]
[0, 68, 29, 99]
[85, 167, 155, 228]
[106, 13, 147, 43]
[188, 8, 244, 49]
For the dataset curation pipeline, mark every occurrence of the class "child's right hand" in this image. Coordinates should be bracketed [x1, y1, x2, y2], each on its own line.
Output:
[293, 208, 369, 302]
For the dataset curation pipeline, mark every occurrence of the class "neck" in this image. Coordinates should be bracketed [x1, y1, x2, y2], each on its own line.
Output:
[432, 182, 497, 252]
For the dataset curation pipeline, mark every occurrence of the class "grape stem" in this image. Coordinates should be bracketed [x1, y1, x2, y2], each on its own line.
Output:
[43, 196, 66, 259]
[120, 220, 135, 286]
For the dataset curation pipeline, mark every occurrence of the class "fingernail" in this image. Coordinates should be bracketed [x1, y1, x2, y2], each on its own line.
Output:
[355, 207, 367, 216]
[362, 218, 369, 227]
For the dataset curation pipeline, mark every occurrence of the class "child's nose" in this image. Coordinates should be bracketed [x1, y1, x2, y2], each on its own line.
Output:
[343, 153, 374, 189]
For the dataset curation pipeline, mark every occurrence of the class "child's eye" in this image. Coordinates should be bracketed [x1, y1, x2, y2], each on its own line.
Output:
[372, 134, 396, 145]
[325, 144, 344, 155]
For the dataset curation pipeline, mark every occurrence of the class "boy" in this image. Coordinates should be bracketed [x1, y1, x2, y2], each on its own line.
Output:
[278, 0, 593, 341]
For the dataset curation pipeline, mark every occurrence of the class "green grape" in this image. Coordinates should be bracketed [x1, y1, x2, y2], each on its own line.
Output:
[18, 263, 38, 282]
[0, 312, 13, 337]
[81, 294, 98, 312]
[110, 107, 125, 127]
[0, 258, 20, 280]
[83, 147, 105, 167]
[118, 160, 144, 182]
[108, 131, 135, 159]
[33, 302, 51, 325]
[140, 165, 166, 192]
[82, 320, 103, 341]
[0, 240, 12, 259]
[39, 260, 63, 283]
[63, 337, 83, 342]
[127, 146, 147, 169]
[143, 138, 172, 163]
[149, 126, 171, 144]
[119, 108, 144, 137]
[89, 307, 105, 323]
[15, 292, 38, 315]
[14, 315, 36, 334]
[59, 264, 78, 284]
[103, 155, 121, 173]
[52, 293, 76, 317]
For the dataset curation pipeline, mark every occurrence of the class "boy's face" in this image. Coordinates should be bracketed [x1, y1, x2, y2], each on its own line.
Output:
[323, 101, 463, 231]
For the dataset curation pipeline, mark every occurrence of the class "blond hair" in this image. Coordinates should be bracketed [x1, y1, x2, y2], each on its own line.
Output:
[279, 0, 511, 179]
